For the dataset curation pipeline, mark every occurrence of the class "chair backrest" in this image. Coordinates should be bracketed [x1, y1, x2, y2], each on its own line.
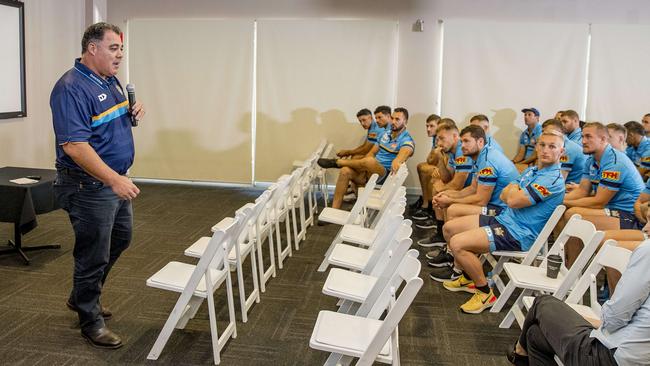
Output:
[234, 190, 272, 243]
[545, 214, 604, 299]
[208, 207, 252, 270]
[362, 218, 411, 274]
[564, 240, 632, 315]
[518, 205, 566, 266]
[345, 174, 378, 224]
[378, 164, 408, 201]
[373, 200, 406, 230]
[369, 187, 407, 228]
[357, 260, 423, 366]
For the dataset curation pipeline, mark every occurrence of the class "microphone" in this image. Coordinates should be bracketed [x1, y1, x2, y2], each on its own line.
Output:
[126, 84, 137, 127]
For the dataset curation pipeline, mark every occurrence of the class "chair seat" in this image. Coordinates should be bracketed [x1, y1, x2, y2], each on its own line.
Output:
[310, 310, 392, 363]
[328, 244, 371, 271]
[184, 236, 211, 258]
[318, 207, 351, 225]
[503, 263, 565, 292]
[322, 268, 377, 303]
[339, 225, 378, 246]
[357, 187, 382, 200]
[211, 217, 234, 233]
[365, 197, 384, 211]
[146, 261, 227, 297]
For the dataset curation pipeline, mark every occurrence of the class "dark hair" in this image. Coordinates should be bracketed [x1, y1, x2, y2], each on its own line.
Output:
[374, 105, 391, 116]
[460, 124, 486, 143]
[470, 114, 489, 123]
[356, 108, 372, 118]
[563, 109, 579, 120]
[82, 22, 122, 54]
[624, 121, 645, 136]
[542, 118, 563, 131]
[394, 107, 409, 121]
[607, 123, 627, 137]
[426, 114, 441, 123]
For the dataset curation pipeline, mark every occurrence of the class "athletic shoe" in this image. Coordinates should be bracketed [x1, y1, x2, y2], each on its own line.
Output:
[343, 192, 357, 202]
[408, 196, 423, 210]
[415, 217, 436, 229]
[317, 158, 339, 169]
[428, 250, 454, 267]
[425, 247, 446, 260]
[429, 265, 461, 282]
[442, 274, 476, 293]
[411, 208, 431, 221]
[417, 232, 446, 248]
[460, 288, 497, 314]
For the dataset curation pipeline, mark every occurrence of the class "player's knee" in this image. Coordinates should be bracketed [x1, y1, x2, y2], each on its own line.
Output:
[340, 166, 353, 177]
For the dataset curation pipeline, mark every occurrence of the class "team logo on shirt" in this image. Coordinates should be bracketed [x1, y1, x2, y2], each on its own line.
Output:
[532, 183, 551, 197]
[455, 156, 467, 164]
[494, 227, 505, 237]
[560, 155, 568, 163]
[478, 167, 494, 176]
[601, 171, 621, 181]
[381, 134, 390, 143]
[97, 93, 107, 102]
[641, 157, 650, 163]
[368, 132, 377, 139]
[391, 143, 397, 149]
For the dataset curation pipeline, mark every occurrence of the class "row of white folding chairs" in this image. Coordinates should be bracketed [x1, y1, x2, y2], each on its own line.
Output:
[145, 142, 328, 364]
[310, 216, 423, 365]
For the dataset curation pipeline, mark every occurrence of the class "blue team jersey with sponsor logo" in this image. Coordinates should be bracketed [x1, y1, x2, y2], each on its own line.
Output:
[474, 145, 519, 208]
[51, 59, 134, 175]
[375, 129, 415, 170]
[625, 137, 650, 169]
[496, 164, 565, 250]
[366, 120, 386, 144]
[582, 144, 644, 212]
[519, 124, 542, 159]
[560, 136, 587, 184]
[567, 127, 582, 146]
[447, 141, 473, 187]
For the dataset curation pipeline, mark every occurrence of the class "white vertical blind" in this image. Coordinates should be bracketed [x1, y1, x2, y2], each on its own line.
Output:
[441, 20, 589, 157]
[255, 19, 398, 182]
[128, 19, 254, 183]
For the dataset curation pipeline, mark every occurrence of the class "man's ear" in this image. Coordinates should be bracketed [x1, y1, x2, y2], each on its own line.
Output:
[87, 42, 97, 56]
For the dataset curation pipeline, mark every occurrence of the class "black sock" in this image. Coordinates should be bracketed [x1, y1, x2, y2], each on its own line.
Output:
[436, 220, 444, 233]
[462, 270, 471, 279]
[427, 202, 434, 213]
[476, 284, 491, 294]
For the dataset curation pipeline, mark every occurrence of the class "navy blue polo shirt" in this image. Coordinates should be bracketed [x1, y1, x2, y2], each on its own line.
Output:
[51, 59, 134, 175]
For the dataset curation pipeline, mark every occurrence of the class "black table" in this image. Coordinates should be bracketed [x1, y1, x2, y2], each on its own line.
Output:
[0, 166, 61, 264]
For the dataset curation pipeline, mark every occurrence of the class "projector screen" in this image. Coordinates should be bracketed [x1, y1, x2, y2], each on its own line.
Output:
[0, 1, 26, 119]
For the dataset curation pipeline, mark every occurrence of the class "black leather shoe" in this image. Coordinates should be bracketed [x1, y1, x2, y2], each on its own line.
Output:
[317, 158, 339, 169]
[66, 300, 113, 320]
[81, 327, 123, 349]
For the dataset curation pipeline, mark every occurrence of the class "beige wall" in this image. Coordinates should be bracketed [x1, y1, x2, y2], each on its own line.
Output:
[0, 0, 85, 169]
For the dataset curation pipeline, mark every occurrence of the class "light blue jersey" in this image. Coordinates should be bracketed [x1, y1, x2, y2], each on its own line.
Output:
[375, 129, 415, 171]
[474, 145, 519, 209]
[625, 136, 650, 169]
[519, 124, 542, 159]
[496, 164, 565, 251]
[448, 141, 474, 187]
[643, 178, 650, 195]
[560, 136, 587, 184]
[366, 120, 387, 144]
[487, 135, 504, 153]
[582, 144, 644, 212]
[567, 127, 582, 146]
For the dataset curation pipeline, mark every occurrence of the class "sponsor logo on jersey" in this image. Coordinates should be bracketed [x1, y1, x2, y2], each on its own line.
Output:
[601, 171, 621, 181]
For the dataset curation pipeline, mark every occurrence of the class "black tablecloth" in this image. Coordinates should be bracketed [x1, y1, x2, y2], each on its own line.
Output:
[0, 166, 58, 235]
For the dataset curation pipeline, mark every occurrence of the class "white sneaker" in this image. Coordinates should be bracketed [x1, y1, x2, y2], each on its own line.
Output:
[343, 192, 357, 202]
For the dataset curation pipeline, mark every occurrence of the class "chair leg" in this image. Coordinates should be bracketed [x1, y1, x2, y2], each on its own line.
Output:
[275, 220, 284, 269]
[284, 216, 293, 257]
[147, 293, 197, 361]
[268, 226, 277, 278]
[235, 257, 248, 323]
[250, 246, 261, 304]
[225, 273, 238, 339]
[298, 196, 307, 241]
[179, 296, 204, 328]
[491, 282, 515, 313]
[499, 289, 530, 329]
[291, 205, 300, 250]
[206, 291, 222, 365]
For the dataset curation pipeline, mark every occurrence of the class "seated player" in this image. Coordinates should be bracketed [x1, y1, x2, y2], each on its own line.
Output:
[512, 107, 542, 173]
[317, 108, 414, 209]
[335, 108, 387, 160]
[507, 242, 650, 366]
[469, 114, 504, 152]
[436, 130, 566, 314]
[607, 122, 627, 152]
[561, 122, 644, 267]
[410, 114, 441, 211]
[541, 119, 586, 188]
[624, 120, 650, 178]
[561, 109, 582, 145]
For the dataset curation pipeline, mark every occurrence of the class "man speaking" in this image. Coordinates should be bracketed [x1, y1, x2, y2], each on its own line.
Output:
[50, 22, 144, 349]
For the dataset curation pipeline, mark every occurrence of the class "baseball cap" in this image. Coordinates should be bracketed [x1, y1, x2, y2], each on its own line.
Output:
[522, 107, 540, 116]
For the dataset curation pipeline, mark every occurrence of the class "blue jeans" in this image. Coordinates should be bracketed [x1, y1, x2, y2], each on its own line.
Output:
[54, 168, 132, 332]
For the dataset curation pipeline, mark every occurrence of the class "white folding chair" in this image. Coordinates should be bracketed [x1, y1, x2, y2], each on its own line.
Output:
[316, 143, 335, 208]
[287, 166, 308, 250]
[489, 205, 566, 313]
[271, 173, 298, 269]
[335, 200, 406, 248]
[146, 209, 250, 365]
[310, 255, 423, 366]
[317, 174, 378, 226]
[499, 214, 604, 329]
[360, 164, 409, 211]
[184, 191, 272, 323]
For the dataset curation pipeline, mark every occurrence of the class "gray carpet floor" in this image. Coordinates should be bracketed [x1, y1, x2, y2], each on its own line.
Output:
[0, 183, 518, 365]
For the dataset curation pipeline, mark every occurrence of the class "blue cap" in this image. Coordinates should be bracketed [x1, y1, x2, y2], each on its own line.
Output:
[522, 107, 540, 117]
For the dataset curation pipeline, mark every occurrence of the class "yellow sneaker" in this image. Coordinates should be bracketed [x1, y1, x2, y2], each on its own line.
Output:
[460, 288, 497, 314]
[442, 274, 476, 293]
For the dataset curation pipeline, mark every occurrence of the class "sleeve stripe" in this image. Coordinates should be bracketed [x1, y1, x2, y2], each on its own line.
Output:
[478, 177, 498, 183]
[526, 185, 543, 203]
[600, 180, 622, 188]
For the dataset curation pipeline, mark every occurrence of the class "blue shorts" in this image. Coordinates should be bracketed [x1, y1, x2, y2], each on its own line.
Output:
[605, 209, 642, 230]
[376, 167, 390, 185]
[478, 215, 522, 253]
[481, 204, 504, 217]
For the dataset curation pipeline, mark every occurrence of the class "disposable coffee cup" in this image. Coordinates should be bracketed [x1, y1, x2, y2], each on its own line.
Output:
[546, 254, 563, 279]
